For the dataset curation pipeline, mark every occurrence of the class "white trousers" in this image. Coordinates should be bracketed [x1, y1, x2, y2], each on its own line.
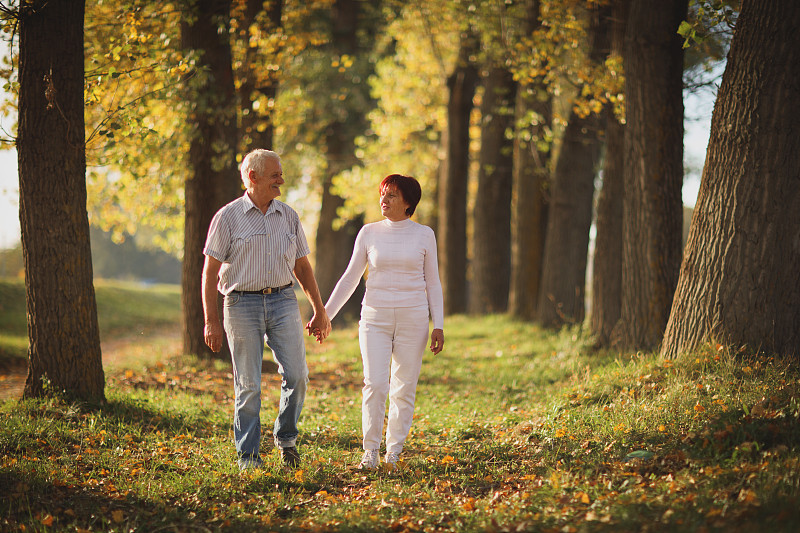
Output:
[359, 305, 430, 453]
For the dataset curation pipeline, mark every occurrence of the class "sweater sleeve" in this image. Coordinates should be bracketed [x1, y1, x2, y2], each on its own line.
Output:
[424, 228, 445, 330]
[324, 227, 368, 321]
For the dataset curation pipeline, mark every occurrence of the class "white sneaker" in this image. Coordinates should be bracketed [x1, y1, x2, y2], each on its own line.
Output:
[384, 451, 401, 470]
[358, 449, 379, 470]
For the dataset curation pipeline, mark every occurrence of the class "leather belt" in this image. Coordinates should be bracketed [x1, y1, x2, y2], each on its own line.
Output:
[234, 282, 293, 295]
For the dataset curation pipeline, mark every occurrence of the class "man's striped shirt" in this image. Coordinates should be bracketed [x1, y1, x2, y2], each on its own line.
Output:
[203, 193, 310, 295]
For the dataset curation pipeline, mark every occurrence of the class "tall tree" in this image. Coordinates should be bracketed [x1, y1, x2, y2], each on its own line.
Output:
[181, 0, 241, 357]
[509, 0, 551, 321]
[439, 31, 478, 315]
[536, 2, 611, 327]
[313, 0, 377, 322]
[662, 0, 800, 358]
[18, 0, 104, 401]
[590, 0, 628, 345]
[471, 65, 517, 314]
[236, 0, 282, 152]
[613, 0, 687, 351]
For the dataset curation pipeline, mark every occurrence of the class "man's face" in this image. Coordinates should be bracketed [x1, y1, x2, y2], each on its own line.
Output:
[259, 159, 284, 200]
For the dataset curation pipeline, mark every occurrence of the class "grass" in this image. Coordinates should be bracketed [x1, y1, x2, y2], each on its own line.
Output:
[0, 280, 28, 369]
[1, 281, 800, 531]
[0, 278, 181, 369]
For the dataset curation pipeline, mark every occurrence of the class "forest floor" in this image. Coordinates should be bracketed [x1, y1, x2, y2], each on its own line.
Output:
[2, 280, 800, 532]
[0, 358, 25, 400]
[0, 329, 181, 401]
[0, 278, 183, 401]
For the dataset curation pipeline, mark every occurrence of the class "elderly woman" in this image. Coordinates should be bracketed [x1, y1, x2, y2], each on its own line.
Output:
[323, 174, 445, 470]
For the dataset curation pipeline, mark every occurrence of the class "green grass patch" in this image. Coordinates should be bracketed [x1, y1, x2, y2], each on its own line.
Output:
[0, 278, 181, 368]
[0, 280, 28, 369]
[1, 297, 799, 531]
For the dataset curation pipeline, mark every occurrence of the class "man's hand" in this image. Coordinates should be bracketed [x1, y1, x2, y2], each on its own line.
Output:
[202, 256, 224, 352]
[204, 320, 224, 352]
[306, 312, 332, 344]
[430, 328, 445, 355]
[293, 255, 332, 344]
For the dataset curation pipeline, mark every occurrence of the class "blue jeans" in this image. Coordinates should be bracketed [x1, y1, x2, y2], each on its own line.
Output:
[223, 288, 308, 464]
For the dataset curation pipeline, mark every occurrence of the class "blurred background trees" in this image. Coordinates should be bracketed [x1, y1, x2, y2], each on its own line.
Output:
[8, 0, 796, 394]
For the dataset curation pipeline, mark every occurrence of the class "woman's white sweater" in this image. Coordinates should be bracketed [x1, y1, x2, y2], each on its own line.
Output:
[324, 218, 444, 330]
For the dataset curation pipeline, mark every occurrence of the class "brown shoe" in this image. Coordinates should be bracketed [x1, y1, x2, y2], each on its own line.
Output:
[281, 446, 301, 469]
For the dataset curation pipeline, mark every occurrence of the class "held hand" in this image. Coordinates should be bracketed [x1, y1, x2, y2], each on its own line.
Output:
[430, 328, 445, 355]
[204, 321, 224, 353]
[306, 312, 332, 344]
[305, 322, 324, 344]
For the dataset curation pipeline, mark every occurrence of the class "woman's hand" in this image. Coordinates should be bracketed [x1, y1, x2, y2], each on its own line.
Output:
[430, 329, 444, 355]
[306, 312, 331, 344]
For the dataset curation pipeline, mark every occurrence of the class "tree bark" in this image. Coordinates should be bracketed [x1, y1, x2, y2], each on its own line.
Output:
[439, 33, 479, 315]
[590, 0, 628, 345]
[181, 0, 241, 358]
[536, 3, 611, 328]
[535, 109, 602, 327]
[239, 0, 282, 152]
[19, 0, 105, 401]
[314, 0, 367, 323]
[612, 0, 687, 351]
[590, 110, 624, 344]
[471, 67, 517, 314]
[662, 0, 800, 358]
[509, 84, 550, 321]
[509, 0, 551, 322]
[315, 133, 364, 323]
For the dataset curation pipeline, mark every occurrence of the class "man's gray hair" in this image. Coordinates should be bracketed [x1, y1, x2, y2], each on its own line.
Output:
[240, 149, 281, 187]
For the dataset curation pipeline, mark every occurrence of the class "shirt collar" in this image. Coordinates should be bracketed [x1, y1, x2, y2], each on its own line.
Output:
[241, 192, 284, 216]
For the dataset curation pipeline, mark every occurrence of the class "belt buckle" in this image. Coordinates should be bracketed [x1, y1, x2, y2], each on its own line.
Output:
[262, 287, 274, 294]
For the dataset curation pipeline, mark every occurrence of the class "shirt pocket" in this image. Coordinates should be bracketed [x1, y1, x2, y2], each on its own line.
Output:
[230, 227, 268, 260]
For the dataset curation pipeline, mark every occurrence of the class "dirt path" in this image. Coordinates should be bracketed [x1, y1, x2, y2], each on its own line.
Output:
[0, 370, 25, 401]
[0, 330, 182, 401]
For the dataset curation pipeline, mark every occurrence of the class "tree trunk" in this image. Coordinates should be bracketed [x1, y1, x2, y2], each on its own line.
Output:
[590, 110, 624, 344]
[509, 84, 551, 321]
[439, 33, 479, 315]
[181, 0, 241, 358]
[19, 0, 104, 402]
[471, 67, 517, 314]
[612, 0, 687, 352]
[590, 0, 628, 345]
[509, 0, 551, 322]
[536, 4, 611, 328]
[535, 109, 602, 327]
[662, 0, 800, 359]
[314, 0, 366, 323]
[315, 132, 364, 323]
[239, 0, 282, 152]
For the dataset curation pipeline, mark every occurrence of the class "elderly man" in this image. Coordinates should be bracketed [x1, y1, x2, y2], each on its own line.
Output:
[202, 149, 331, 470]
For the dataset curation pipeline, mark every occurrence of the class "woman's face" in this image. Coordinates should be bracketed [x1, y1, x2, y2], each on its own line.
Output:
[380, 184, 411, 222]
